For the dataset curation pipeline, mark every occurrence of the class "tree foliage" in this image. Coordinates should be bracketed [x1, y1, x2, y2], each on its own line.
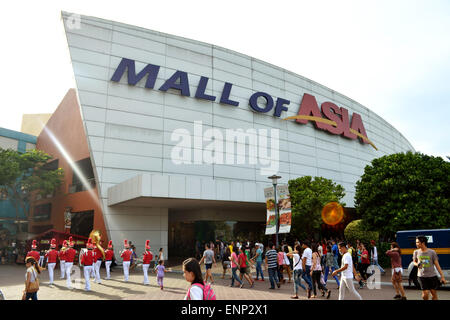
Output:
[344, 219, 379, 245]
[288, 176, 345, 240]
[0, 148, 64, 223]
[354, 152, 450, 239]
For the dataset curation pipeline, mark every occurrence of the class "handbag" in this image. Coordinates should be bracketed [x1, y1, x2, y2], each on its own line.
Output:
[27, 278, 39, 293]
[27, 269, 39, 293]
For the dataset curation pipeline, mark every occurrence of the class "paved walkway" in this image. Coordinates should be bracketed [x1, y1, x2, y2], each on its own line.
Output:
[1, 264, 448, 300]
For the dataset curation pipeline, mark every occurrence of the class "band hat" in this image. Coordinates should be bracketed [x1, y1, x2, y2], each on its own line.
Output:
[31, 240, 37, 249]
[50, 238, 57, 248]
[108, 240, 113, 249]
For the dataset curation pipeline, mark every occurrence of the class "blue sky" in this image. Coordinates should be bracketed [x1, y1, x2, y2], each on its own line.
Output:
[0, 0, 448, 159]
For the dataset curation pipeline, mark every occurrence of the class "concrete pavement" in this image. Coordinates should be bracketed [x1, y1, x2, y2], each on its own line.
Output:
[1, 263, 448, 300]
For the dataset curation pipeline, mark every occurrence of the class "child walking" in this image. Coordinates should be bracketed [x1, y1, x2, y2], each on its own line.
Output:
[155, 260, 171, 290]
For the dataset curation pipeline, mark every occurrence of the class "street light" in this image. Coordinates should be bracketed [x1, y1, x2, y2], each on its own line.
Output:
[268, 174, 281, 248]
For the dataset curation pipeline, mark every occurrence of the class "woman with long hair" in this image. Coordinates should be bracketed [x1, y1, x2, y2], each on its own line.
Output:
[23, 257, 42, 300]
[310, 244, 331, 299]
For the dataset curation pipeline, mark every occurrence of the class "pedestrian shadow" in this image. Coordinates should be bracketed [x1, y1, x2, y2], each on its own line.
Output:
[97, 282, 147, 295]
[80, 289, 123, 300]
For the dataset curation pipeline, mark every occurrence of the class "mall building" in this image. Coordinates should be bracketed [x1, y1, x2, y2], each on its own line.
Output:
[37, 12, 415, 258]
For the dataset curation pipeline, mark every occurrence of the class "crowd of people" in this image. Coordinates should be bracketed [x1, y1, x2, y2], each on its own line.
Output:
[19, 235, 446, 300]
[189, 236, 446, 300]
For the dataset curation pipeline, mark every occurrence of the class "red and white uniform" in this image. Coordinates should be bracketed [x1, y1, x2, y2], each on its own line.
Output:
[142, 250, 153, 285]
[143, 250, 153, 264]
[104, 249, 114, 280]
[45, 249, 58, 284]
[59, 249, 67, 279]
[105, 249, 114, 261]
[121, 249, 132, 282]
[81, 250, 94, 266]
[93, 248, 103, 262]
[121, 250, 132, 262]
[64, 248, 76, 289]
[64, 248, 76, 263]
[81, 249, 94, 291]
[93, 247, 103, 284]
[26, 250, 40, 263]
[45, 249, 58, 263]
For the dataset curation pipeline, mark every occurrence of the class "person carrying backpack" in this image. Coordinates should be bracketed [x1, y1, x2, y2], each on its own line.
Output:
[183, 258, 216, 300]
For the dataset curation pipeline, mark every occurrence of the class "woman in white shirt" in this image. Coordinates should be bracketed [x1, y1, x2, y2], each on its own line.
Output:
[287, 245, 307, 299]
[23, 257, 41, 300]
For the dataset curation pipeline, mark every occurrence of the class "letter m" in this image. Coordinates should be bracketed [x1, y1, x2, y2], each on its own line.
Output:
[110, 58, 160, 89]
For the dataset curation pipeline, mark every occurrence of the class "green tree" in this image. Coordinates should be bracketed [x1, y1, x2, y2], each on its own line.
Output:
[354, 152, 450, 239]
[288, 176, 346, 240]
[0, 148, 64, 229]
[344, 219, 379, 245]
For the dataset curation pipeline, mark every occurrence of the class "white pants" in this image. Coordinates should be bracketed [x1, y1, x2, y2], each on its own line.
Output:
[60, 260, 66, 279]
[123, 261, 130, 282]
[39, 256, 44, 267]
[339, 277, 363, 300]
[143, 264, 150, 284]
[47, 262, 56, 284]
[65, 262, 73, 288]
[84, 265, 93, 291]
[94, 260, 102, 283]
[105, 261, 112, 279]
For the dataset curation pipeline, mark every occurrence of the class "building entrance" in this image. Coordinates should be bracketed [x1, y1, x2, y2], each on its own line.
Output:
[168, 220, 265, 259]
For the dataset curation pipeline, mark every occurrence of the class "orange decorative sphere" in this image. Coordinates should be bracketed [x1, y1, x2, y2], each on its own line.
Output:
[321, 202, 344, 226]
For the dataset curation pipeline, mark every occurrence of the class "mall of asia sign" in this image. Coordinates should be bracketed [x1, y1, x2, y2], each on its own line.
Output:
[111, 58, 377, 150]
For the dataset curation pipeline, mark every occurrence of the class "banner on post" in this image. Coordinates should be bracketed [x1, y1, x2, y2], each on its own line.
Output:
[264, 185, 292, 235]
[276, 185, 292, 234]
[264, 187, 276, 235]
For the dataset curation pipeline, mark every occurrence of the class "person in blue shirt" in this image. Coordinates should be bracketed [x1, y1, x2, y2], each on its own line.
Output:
[332, 240, 339, 267]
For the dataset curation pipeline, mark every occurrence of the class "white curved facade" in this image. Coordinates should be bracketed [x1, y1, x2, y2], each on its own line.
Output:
[62, 12, 414, 257]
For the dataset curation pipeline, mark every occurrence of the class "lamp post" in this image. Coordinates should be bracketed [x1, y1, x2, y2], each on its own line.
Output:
[268, 175, 281, 248]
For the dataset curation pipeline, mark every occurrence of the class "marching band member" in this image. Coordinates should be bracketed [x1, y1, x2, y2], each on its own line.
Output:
[142, 240, 153, 285]
[44, 238, 58, 286]
[26, 240, 40, 263]
[81, 238, 95, 291]
[105, 241, 114, 280]
[121, 240, 132, 282]
[59, 240, 68, 279]
[64, 237, 77, 289]
[93, 243, 104, 284]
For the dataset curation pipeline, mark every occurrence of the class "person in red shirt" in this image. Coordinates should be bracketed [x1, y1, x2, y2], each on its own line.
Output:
[142, 240, 153, 285]
[45, 239, 58, 286]
[81, 238, 95, 291]
[26, 240, 40, 263]
[64, 237, 77, 289]
[120, 240, 132, 282]
[59, 240, 68, 280]
[358, 243, 371, 288]
[238, 246, 254, 288]
[93, 244, 104, 284]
